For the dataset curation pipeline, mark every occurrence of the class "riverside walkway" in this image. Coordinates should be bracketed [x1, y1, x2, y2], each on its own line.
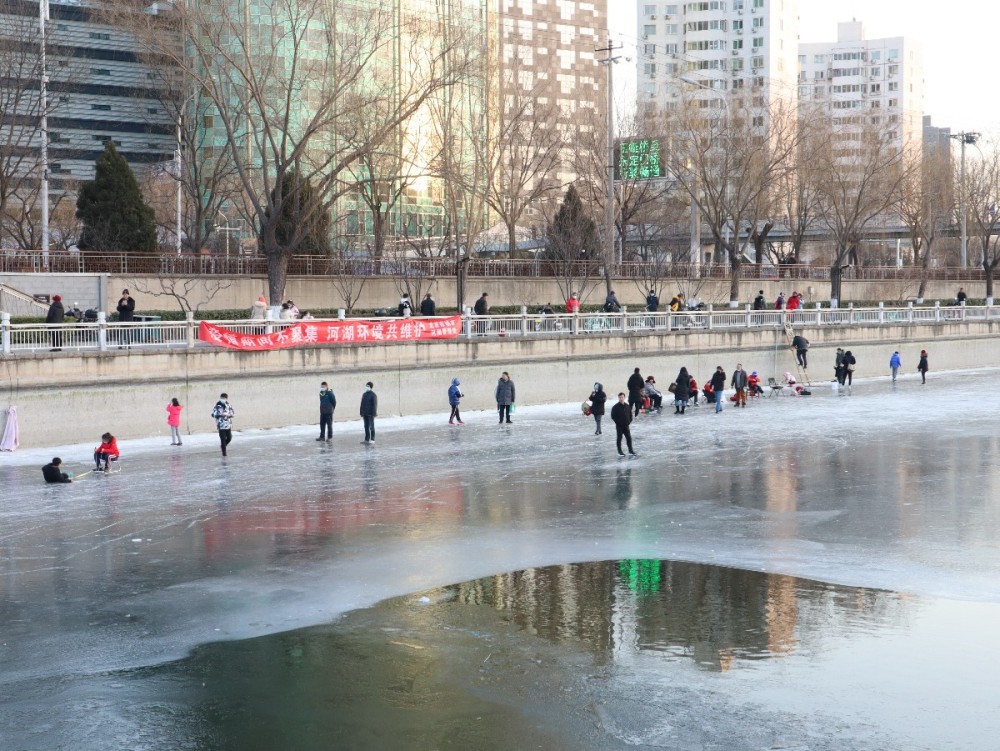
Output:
[1, 303, 988, 355]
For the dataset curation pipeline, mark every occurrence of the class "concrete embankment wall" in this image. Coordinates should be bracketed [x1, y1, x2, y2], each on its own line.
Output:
[1, 271, 972, 314]
[2, 322, 997, 449]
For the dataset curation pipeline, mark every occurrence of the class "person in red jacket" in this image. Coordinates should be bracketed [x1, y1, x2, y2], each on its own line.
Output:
[786, 291, 801, 311]
[688, 375, 700, 405]
[94, 432, 120, 472]
[748, 371, 764, 397]
[565, 292, 580, 313]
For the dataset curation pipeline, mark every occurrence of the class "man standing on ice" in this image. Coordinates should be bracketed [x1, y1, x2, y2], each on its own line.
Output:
[360, 382, 378, 444]
[317, 382, 336, 441]
[211, 394, 235, 456]
[610, 392, 637, 457]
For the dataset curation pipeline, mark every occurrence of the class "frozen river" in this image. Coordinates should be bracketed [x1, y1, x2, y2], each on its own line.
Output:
[2, 369, 1000, 749]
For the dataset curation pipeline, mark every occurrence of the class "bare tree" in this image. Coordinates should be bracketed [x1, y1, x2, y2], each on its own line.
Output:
[899, 147, 952, 301]
[963, 140, 1000, 303]
[664, 93, 800, 306]
[127, 276, 235, 314]
[122, 0, 474, 304]
[814, 125, 911, 306]
[0, 10, 45, 248]
[483, 48, 564, 257]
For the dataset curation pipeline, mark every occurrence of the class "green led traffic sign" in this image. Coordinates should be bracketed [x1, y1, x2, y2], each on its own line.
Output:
[616, 138, 663, 180]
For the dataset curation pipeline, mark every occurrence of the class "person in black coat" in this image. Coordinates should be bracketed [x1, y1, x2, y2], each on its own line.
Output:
[645, 289, 659, 312]
[42, 457, 73, 483]
[791, 334, 809, 369]
[45, 295, 65, 351]
[609, 392, 637, 457]
[710, 365, 727, 413]
[495, 372, 515, 423]
[588, 382, 607, 435]
[360, 382, 378, 444]
[626, 367, 645, 417]
[673, 367, 691, 414]
[842, 351, 857, 387]
[116, 288, 135, 346]
[918, 349, 929, 384]
[420, 293, 436, 316]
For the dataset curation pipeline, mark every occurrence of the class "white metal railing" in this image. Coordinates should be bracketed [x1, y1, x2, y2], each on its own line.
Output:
[1, 302, 994, 355]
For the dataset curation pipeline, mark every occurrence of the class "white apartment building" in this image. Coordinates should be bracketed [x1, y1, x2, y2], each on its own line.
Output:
[798, 21, 924, 160]
[637, 0, 799, 116]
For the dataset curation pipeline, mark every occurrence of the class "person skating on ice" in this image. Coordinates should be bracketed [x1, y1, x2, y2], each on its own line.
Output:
[610, 392, 637, 457]
[889, 351, 901, 382]
[495, 372, 515, 424]
[710, 365, 727, 413]
[918, 349, 929, 384]
[588, 383, 607, 435]
[167, 398, 183, 445]
[317, 382, 337, 441]
[448, 378, 465, 425]
[360, 382, 378, 444]
[211, 394, 235, 456]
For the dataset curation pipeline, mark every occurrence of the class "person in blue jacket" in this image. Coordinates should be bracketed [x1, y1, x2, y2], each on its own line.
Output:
[889, 351, 901, 382]
[448, 377, 464, 425]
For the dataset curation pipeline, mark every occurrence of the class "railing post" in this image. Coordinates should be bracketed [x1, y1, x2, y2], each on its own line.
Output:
[265, 308, 274, 335]
[849, 302, 855, 324]
[186, 311, 195, 349]
[961, 300, 966, 321]
[463, 312, 472, 339]
[1, 312, 10, 354]
[988, 300, 993, 321]
[745, 303, 751, 329]
[907, 301, 914, 323]
[98, 311, 108, 352]
[934, 300, 941, 322]
[707, 304, 714, 330]
[878, 302, 884, 324]
[572, 312, 579, 336]
[520, 306, 528, 337]
[621, 306, 629, 333]
[815, 302, 822, 326]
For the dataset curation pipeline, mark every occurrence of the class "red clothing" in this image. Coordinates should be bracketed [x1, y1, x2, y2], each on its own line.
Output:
[786, 295, 800, 311]
[565, 297, 580, 313]
[96, 438, 120, 458]
[748, 375, 761, 389]
[166, 404, 183, 427]
[689, 377, 698, 391]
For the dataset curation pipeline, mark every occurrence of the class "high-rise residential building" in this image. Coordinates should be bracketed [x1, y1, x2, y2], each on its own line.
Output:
[492, 0, 608, 226]
[923, 115, 952, 156]
[798, 21, 924, 159]
[0, 0, 177, 188]
[637, 0, 799, 116]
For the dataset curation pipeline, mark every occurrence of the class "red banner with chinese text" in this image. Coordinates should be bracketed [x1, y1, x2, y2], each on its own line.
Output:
[198, 317, 462, 350]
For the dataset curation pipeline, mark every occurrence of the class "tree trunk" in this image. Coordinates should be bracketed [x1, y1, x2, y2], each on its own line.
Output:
[985, 261, 994, 303]
[917, 240, 931, 301]
[829, 263, 842, 307]
[507, 219, 517, 259]
[266, 248, 289, 306]
[727, 245, 741, 306]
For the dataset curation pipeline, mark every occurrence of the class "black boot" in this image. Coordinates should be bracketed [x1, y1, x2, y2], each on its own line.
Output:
[681, 406, 685, 414]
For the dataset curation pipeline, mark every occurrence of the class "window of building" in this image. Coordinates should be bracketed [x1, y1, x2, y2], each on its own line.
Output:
[644, 24, 656, 35]
[814, 70, 824, 80]
[888, 82, 898, 91]
[89, 32, 111, 40]
[870, 100, 880, 108]
[814, 54, 825, 64]
[92, 104, 111, 111]
[888, 98, 898, 107]
[664, 43, 678, 54]
[732, 58, 744, 71]
[732, 20, 743, 31]
[148, 107, 158, 114]
[644, 63, 657, 76]
[798, 54, 806, 64]
[870, 50, 881, 61]
[751, 55, 764, 69]
[733, 0, 744, 8]
[643, 4, 657, 14]
[59, 95, 69, 103]
[887, 49, 899, 61]
[870, 83, 880, 93]
[752, 0, 763, 6]
[888, 64, 898, 75]
[752, 17, 763, 28]
[56, 24, 68, 31]
[733, 39, 743, 50]
[665, 24, 679, 34]
[752, 37, 763, 48]
[870, 67, 881, 77]
[90, 68, 111, 76]
[644, 43, 656, 55]
[733, 78, 745, 89]
[752, 76, 765, 87]
[752, 115, 764, 127]
[665, 4, 680, 13]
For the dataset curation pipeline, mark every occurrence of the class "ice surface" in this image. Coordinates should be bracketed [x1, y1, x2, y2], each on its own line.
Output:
[2, 368, 1000, 691]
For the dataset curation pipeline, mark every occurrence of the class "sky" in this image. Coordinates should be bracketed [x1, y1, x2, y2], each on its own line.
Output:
[611, 0, 1000, 137]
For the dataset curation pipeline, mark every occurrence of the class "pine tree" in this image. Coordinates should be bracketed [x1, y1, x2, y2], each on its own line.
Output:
[267, 169, 330, 256]
[546, 184, 598, 261]
[76, 141, 158, 252]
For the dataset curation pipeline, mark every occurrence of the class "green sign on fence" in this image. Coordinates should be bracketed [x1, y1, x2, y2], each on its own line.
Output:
[616, 138, 664, 180]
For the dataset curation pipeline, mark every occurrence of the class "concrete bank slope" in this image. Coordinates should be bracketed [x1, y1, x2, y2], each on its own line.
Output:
[2, 322, 997, 448]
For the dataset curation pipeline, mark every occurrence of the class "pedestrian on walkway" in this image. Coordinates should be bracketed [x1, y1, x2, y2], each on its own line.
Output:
[360, 382, 378, 444]
[565, 292, 580, 313]
[250, 295, 267, 320]
[167, 398, 183, 445]
[211, 394, 235, 455]
[710, 365, 727, 413]
[957, 287, 967, 305]
[495, 372, 515, 424]
[610, 392, 637, 457]
[918, 349, 929, 384]
[792, 333, 810, 369]
[588, 382, 607, 435]
[889, 351, 902, 382]
[420, 293, 436, 316]
[448, 377, 464, 425]
[731, 363, 749, 407]
[474, 292, 490, 316]
[645, 289, 659, 312]
[318, 382, 336, 441]
[753, 290, 766, 310]
[397, 293, 412, 317]
[627, 367, 645, 417]
[46, 295, 65, 351]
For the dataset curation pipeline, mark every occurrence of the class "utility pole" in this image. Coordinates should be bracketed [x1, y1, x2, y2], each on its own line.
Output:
[39, 0, 50, 264]
[597, 39, 622, 275]
[950, 131, 979, 268]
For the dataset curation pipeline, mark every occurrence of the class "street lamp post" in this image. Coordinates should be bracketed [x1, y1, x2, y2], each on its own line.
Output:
[950, 131, 979, 269]
[39, 0, 50, 265]
[598, 39, 623, 273]
[175, 92, 197, 256]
